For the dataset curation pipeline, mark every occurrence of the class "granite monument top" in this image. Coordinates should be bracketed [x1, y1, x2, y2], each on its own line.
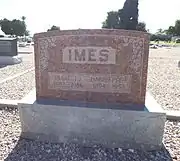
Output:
[34, 29, 149, 109]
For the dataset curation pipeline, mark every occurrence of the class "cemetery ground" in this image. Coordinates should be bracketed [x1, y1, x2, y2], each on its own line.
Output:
[150, 41, 180, 46]
[0, 47, 180, 160]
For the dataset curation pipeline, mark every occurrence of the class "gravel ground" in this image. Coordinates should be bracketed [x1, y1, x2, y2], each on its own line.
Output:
[0, 107, 175, 161]
[0, 71, 35, 100]
[0, 54, 34, 82]
[147, 48, 180, 111]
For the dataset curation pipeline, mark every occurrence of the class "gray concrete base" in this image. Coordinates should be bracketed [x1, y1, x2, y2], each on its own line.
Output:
[0, 55, 22, 65]
[18, 90, 166, 151]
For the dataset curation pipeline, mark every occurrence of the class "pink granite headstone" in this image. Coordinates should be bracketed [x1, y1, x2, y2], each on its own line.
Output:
[34, 29, 149, 109]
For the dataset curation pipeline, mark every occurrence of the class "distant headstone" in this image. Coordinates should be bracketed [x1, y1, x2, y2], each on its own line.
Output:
[0, 38, 17, 56]
[34, 29, 149, 110]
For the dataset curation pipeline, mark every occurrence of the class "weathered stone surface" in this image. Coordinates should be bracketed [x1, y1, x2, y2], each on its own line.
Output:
[0, 38, 17, 56]
[34, 29, 149, 107]
[18, 89, 166, 151]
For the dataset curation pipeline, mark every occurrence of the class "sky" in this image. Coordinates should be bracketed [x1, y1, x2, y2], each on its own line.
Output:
[0, 0, 180, 35]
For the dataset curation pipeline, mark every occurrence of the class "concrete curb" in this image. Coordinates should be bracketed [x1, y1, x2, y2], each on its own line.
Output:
[18, 51, 33, 54]
[0, 99, 18, 108]
[0, 67, 35, 84]
[145, 92, 164, 113]
[165, 111, 180, 121]
[145, 92, 180, 120]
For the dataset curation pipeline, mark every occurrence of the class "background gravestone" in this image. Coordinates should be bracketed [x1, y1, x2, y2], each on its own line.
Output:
[0, 38, 17, 56]
[34, 29, 149, 110]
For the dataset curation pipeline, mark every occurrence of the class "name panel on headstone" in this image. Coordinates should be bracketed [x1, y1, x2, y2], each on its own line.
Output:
[63, 47, 116, 64]
[48, 72, 131, 93]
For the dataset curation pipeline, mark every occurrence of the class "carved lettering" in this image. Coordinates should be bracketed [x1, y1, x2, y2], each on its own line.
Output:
[99, 49, 109, 62]
[75, 49, 86, 61]
[88, 48, 96, 61]
[93, 83, 106, 89]
[71, 82, 83, 88]
[68, 49, 72, 61]
[63, 47, 116, 64]
[48, 72, 131, 93]
[90, 76, 110, 82]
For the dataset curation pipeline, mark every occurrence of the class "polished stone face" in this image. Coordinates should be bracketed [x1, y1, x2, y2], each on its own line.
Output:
[0, 38, 17, 56]
[34, 29, 149, 105]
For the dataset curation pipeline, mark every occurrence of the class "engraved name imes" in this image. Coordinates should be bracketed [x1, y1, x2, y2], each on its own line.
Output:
[63, 47, 116, 64]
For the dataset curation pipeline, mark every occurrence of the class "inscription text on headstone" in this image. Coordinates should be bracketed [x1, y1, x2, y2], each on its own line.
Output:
[63, 47, 116, 64]
[48, 72, 131, 93]
[0, 41, 11, 53]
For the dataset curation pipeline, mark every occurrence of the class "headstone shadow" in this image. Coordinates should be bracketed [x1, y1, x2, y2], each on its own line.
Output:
[0, 64, 15, 68]
[0, 65, 7, 68]
[4, 137, 173, 161]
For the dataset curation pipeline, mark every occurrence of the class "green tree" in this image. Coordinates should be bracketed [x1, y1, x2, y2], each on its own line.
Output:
[11, 19, 26, 36]
[165, 26, 176, 35]
[136, 22, 147, 32]
[47, 25, 60, 31]
[0, 18, 27, 36]
[165, 19, 180, 36]
[0, 19, 13, 35]
[120, 0, 139, 30]
[175, 20, 180, 36]
[102, 11, 120, 29]
[102, 0, 141, 31]
[25, 30, 30, 36]
[21, 16, 26, 22]
[157, 28, 163, 34]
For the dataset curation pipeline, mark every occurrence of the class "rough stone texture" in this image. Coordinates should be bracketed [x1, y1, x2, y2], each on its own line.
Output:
[18, 90, 166, 151]
[34, 29, 149, 107]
